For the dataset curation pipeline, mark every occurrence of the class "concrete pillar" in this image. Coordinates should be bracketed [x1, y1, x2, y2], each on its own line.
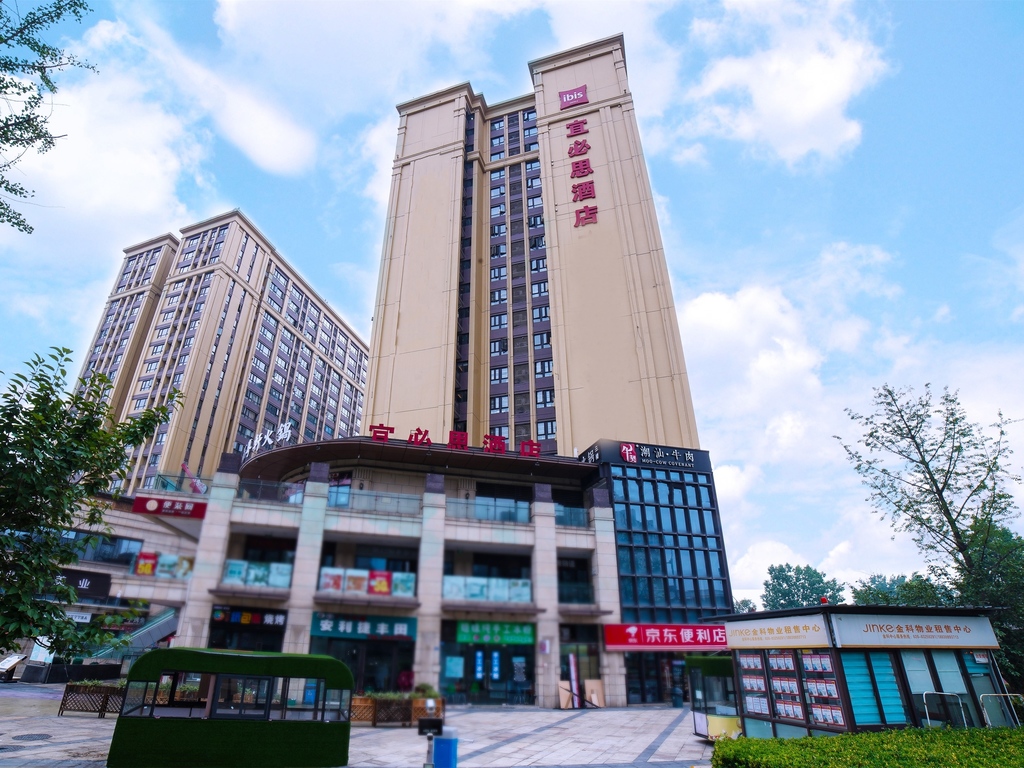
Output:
[173, 454, 239, 649]
[589, 486, 626, 706]
[414, 473, 446, 691]
[283, 461, 329, 653]
[531, 483, 561, 708]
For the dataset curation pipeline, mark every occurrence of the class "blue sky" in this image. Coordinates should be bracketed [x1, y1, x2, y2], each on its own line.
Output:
[2, 0, 1022, 604]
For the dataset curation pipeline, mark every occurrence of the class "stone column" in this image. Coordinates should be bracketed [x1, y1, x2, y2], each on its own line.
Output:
[414, 473, 446, 690]
[283, 461, 329, 654]
[173, 453, 240, 649]
[589, 486, 626, 706]
[531, 483, 561, 708]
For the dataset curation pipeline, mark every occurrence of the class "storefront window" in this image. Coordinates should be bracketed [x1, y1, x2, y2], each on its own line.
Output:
[624, 652, 683, 704]
[309, 614, 417, 694]
[559, 625, 600, 681]
[439, 620, 535, 705]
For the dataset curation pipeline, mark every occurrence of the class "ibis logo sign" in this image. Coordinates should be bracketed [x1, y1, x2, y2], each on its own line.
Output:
[559, 85, 589, 110]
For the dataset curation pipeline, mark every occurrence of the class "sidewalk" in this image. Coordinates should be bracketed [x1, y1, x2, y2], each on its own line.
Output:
[0, 684, 713, 768]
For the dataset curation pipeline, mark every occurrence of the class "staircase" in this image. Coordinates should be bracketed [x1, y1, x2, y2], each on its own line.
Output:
[88, 608, 179, 660]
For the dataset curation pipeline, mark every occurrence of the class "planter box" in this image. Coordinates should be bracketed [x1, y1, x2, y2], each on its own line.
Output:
[351, 696, 375, 724]
[59, 683, 125, 718]
[412, 698, 446, 722]
[372, 698, 413, 726]
[350, 696, 447, 727]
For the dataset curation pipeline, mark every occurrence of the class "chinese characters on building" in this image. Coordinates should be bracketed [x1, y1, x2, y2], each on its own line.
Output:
[368, 423, 541, 457]
[565, 113, 599, 229]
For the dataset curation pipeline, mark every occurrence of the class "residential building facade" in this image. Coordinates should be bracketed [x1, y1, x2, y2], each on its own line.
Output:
[79, 210, 369, 494]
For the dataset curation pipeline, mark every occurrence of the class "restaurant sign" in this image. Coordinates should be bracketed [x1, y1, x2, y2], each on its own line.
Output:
[457, 621, 534, 645]
[132, 495, 207, 519]
[603, 624, 727, 652]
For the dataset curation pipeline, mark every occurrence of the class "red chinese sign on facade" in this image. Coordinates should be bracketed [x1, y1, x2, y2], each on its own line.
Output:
[131, 495, 207, 519]
[370, 425, 544, 458]
[563, 96, 599, 229]
[603, 624, 728, 652]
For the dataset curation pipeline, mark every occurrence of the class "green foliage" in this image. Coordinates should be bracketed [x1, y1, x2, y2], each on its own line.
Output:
[412, 682, 440, 699]
[761, 564, 845, 610]
[0, 0, 94, 233]
[732, 597, 757, 613]
[851, 572, 953, 607]
[76, 677, 126, 688]
[711, 727, 1024, 768]
[0, 348, 175, 658]
[839, 384, 1024, 689]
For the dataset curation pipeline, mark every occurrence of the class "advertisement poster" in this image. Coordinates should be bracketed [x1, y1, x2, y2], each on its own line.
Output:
[475, 650, 484, 680]
[244, 562, 271, 587]
[442, 576, 466, 600]
[134, 553, 158, 577]
[445, 656, 465, 679]
[508, 579, 532, 602]
[222, 560, 247, 585]
[319, 567, 345, 592]
[268, 563, 293, 589]
[344, 569, 369, 594]
[174, 556, 194, 580]
[491, 650, 501, 681]
[368, 571, 393, 596]
[155, 554, 180, 579]
[465, 577, 489, 601]
[391, 572, 416, 598]
[488, 578, 510, 602]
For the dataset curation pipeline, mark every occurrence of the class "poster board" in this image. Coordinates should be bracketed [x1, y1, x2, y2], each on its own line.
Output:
[583, 679, 605, 708]
[558, 680, 574, 709]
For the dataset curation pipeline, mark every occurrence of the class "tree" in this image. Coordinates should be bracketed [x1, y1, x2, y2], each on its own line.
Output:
[851, 573, 952, 607]
[0, 348, 174, 658]
[839, 384, 1024, 688]
[732, 597, 757, 613]
[0, 0, 94, 233]
[761, 564, 846, 610]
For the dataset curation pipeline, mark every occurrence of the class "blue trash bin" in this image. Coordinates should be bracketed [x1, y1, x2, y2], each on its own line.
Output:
[433, 728, 458, 768]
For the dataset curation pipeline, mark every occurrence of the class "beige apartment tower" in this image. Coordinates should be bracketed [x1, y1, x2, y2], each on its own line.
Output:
[367, 35, 700, 455]
[80, 210, 369, 494]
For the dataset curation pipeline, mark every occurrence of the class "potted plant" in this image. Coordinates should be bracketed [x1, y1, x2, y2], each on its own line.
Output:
[411, 683, 445, 721]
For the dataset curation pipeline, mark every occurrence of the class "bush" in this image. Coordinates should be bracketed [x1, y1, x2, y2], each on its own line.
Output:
[412, 683, 440, 699]
[712, 728, 1024, 768]
[74, 678, 126, 688]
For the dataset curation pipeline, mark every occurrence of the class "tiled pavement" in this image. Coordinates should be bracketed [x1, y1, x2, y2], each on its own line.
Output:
[0, 683, 714, 768]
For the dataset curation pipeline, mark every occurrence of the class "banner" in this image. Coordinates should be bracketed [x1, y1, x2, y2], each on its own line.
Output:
[603, 623, 727, 651]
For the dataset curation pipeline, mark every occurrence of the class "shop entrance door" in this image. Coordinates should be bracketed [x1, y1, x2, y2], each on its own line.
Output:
[625, 653, 672, 704]
[310, 637, 414, 694]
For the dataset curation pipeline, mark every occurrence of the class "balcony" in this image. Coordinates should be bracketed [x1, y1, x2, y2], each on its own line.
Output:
[315, 567, 419, 609]
[555, 505, 588, 527]
[236, 479, 304, 505]
[446, 498, 530, 524]
[153, 473, 212, 495]
[441, 575, 542, 615]
[328, 488, 420, 516]
[210, 559, 292, 601]
[558, 580, 612, 617]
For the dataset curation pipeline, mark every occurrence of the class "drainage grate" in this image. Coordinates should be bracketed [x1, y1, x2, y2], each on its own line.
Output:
[0, 745, 27, 753]
[12, 733, 52, 741]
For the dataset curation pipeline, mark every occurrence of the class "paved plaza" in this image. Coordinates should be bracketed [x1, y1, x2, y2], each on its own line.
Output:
[0, 683, 714, 768]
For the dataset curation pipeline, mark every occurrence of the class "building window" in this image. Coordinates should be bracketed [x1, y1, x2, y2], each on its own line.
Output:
[491, 366, 508, 384]
[145, 361, 158, 373]
[525, 161, 540, 172]
[530, 236, 546, 250]
[490, 395, 509, 414]
[536, 388, 555, 408]
[537, 420, 557, 440]
[535, 359, 553, 378]
[532, 306, 550, 323]
[490, 266, 507, 280]
[139, 380, 152, 391]
[490, 424, 510, 438]
[528, 214, 543, 228]
[526, 177, 541, 189]
[490, 289, 507, 305]
[490, 224, 507, 237]
[533, 332, 551, 349]
[524, 126, 538, 137]
[526, 142, 539, 152]
[532, 281, 548, 298]
[491, 244, 507, 258]
[490, 185, 505, 198]
[530, 257, 547, 272]
[523, 109, 537, 122]
[490, 169, 505, 181]
[490, 339, 508, 356]
[132, 397, 146, 411]
[491, 313, 508, 329]
[527, 196, 542, 209]
[491, 152, 505, 161]
[490, 204, 506, 217]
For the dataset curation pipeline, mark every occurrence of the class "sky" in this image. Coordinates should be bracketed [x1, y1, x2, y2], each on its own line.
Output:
[1, 0, 1023, 606]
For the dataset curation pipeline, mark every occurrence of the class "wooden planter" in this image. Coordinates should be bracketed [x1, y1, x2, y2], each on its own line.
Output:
[350, 696, 446, 727]
[412, 698, 446, 722]
[372, 698, 413, 726]
[351, 696, 375, 724]
[58, 683, 125, 718]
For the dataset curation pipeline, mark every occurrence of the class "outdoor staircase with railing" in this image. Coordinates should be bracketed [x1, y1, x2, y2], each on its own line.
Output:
[88, 608, 179, 660]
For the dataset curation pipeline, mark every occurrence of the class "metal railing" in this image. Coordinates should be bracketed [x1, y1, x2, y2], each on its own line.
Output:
[980, 693, 1024, 728]
[446, 497, 530, 524]
[922, 691, 968, 728]
[558, 582, 595, 604]
[555, 505, 588, 527]
[153, 474, 212, 495]
[328, 489, 421, 516]
[236, 479, 304, 505]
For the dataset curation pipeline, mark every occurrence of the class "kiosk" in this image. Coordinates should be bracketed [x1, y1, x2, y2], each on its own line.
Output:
[687, 655, 740, 740]
[719, 605, 1018, 738]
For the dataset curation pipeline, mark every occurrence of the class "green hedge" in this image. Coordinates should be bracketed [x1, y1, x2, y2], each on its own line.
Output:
[712, 728, 1024, 768]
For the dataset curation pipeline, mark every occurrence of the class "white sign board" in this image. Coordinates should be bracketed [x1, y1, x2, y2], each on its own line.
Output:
[831, 613, 999, 649]
[724, 613, 831, 649]
[66, 612, 93, 624]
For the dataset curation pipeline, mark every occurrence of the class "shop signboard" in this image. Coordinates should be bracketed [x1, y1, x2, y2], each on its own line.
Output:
[445, 656, 465, 679]
[311, 613, 417, 640]
[578, 439, 713, 473]
[604, 623, 728, 651]
[475, 650, 484, 680]
[131, 495, 207, 519]
[456, 621, 535, 645]
[830, 613, 999, 649]
[67, 611, 93, 624]
[58, 568, 111, 600]
[211, 605, 287, 627]
[723, 614, 830, 649]
[368, 571, 392, 596]
[491, 650, 501, 680]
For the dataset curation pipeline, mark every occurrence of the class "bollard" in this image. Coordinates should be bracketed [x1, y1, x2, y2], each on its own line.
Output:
[433, 726, 458, 768]
[424, 733, 434, 768]
[671, 687, 684, 708]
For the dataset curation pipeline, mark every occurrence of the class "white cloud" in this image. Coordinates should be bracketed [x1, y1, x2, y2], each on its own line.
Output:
[681, 0, 889, 165]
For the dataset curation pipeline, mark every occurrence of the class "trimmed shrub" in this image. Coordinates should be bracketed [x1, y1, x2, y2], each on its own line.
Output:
[712, 728, 1024, 768]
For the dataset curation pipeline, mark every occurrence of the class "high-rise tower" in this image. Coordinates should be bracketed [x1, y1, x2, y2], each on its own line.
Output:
[367, 35, 699, 456]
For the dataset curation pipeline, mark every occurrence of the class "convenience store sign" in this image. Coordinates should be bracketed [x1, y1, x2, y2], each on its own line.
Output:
[724, 614, 831, 649]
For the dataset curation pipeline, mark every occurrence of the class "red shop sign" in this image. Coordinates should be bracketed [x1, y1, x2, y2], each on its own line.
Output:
[603, 623, 727, 651]
[132, 495, 207, 519]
